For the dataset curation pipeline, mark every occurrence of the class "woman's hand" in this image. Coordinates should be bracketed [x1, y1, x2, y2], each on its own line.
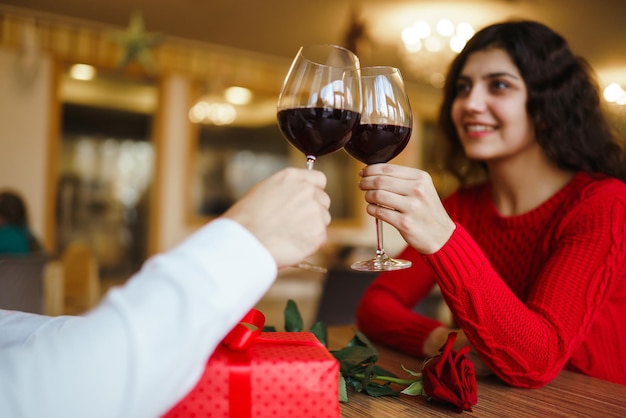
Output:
[425, 327, 493, 376]
[358, 164, 456, 254]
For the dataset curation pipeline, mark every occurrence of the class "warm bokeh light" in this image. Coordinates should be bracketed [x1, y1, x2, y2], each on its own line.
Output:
[189, 98, 237, 125]
[603, 82, 626, 105]
[436, 19, 454, 37]
[456, 22, 475, 40]
[69, 63, 96, 80]
[224, 86, 253, 105]
[400, 18, 473, 88]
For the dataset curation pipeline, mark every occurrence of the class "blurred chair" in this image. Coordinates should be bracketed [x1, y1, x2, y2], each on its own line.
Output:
[314, 268, 378, 325]
[0, 254, 63, 315]
[42, 260, 65, 316]
[314, 267, 447, 326]
[60, 241, 100, 315]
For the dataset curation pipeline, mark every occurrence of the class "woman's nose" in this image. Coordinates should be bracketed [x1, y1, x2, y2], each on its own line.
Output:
[463, 88, 487, 112]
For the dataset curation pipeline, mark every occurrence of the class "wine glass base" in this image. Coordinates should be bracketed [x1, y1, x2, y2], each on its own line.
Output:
[296, 261, 327, 273]
[351, 255, 412, 272]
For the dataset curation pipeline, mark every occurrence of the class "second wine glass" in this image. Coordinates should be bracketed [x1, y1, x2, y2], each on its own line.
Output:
[277, 44, 362, 170]
[344, 66, 413, 272]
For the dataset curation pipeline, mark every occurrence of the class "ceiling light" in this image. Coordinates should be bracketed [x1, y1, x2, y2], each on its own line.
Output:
[69, 63, 96, 80]
[189, 95, 237, 125]
[399, 19, 473, 88]
[436, 19, 454, 37]
[224, 86, 253, 105]
[603, 82, 626, 105]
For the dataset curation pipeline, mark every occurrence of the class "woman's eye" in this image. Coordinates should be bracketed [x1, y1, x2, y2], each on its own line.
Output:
[490, 80, 509, 91]
[455, 82, 471, 95]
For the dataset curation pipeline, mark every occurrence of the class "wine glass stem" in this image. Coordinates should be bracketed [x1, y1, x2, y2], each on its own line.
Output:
[300, 154, 325, 272]
[306, 155, 316, 170]
[375, 217, 387, 258]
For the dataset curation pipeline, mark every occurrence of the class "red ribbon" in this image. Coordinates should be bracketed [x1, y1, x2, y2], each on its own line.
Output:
[222, 309, 266, 351]
[221, 309, 265, 418]
[220, 309, 322, 418]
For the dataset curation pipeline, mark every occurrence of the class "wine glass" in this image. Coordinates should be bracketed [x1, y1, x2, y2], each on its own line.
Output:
[277, 44, 362, 273]
[277, 44, 362, 170]
[344, 66, 413, 272]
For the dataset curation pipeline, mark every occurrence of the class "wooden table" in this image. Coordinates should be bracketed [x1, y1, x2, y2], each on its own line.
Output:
[328, 326, 626, 417]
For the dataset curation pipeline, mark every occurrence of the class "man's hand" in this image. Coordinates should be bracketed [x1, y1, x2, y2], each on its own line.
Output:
[222, 168, 331, 268]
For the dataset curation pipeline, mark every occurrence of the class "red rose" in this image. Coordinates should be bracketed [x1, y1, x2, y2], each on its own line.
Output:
[421, 332, 478, 412]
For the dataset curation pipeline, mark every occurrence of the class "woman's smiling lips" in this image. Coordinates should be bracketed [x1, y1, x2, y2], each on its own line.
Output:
[463, 123, 496, 138]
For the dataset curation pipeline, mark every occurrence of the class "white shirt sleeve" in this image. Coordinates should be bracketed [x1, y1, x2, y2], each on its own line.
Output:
[0, 310, 75, 349]
[0, 218, 277, 418]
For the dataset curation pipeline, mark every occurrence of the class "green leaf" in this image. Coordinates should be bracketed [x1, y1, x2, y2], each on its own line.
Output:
[331, 345, 378, 372]
[360, 362, 376, 386]
[353, 329, 377, 350]
[400, 381, 424, 396]
[338, 374, 349, 403]
[284, 299, 303, 332]
[363, 382, 400, 397]
[346, 332, 370, 349]
[262, 325, 277, 332]
[345, 375, 366, 393]
[371, 364, 397, 379]
[309, 321, 328, 347]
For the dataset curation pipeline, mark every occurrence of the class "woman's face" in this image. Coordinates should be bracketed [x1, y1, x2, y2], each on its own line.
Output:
[451, 48, 538, 164]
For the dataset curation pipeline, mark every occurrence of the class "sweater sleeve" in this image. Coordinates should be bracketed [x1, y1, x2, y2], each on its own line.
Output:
[0, 218, 277, 418]
[423, 193, 626, 388]
[355, 192, 464, 357]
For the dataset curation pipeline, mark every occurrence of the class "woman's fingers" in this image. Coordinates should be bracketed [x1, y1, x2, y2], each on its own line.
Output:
[359, 164, 433, 197]
[360, 163, 422, 180]
[359, 163, 455, 254]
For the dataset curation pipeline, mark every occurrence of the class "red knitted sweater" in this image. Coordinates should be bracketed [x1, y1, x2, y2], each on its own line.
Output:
[356, 172, 626, 387]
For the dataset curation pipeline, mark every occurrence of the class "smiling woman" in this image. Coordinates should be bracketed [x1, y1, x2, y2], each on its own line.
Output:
[356, 20, 626, 389]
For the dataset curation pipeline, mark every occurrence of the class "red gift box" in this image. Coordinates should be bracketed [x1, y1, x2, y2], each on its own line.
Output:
[163, 311, 340, 418]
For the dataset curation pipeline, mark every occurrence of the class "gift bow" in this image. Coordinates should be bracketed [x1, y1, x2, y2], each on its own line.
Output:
[221, 309, 323, 418]
[222, 308, 322, 351]
[221, 308, 266, 351]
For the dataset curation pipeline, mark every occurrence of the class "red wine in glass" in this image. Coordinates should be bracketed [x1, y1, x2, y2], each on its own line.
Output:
[346, 66, 413, 272]
[277, 44, 362, 170]
[344, 124, 411, 165]
[276, 44, 362, 272]
[277, 107, 361, 160]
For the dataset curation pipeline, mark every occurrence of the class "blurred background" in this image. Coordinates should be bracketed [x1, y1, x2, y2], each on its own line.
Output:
[1, 0, 625, 324]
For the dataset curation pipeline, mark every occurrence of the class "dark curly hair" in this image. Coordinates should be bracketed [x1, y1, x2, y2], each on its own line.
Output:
[437, 20, 626, 185]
